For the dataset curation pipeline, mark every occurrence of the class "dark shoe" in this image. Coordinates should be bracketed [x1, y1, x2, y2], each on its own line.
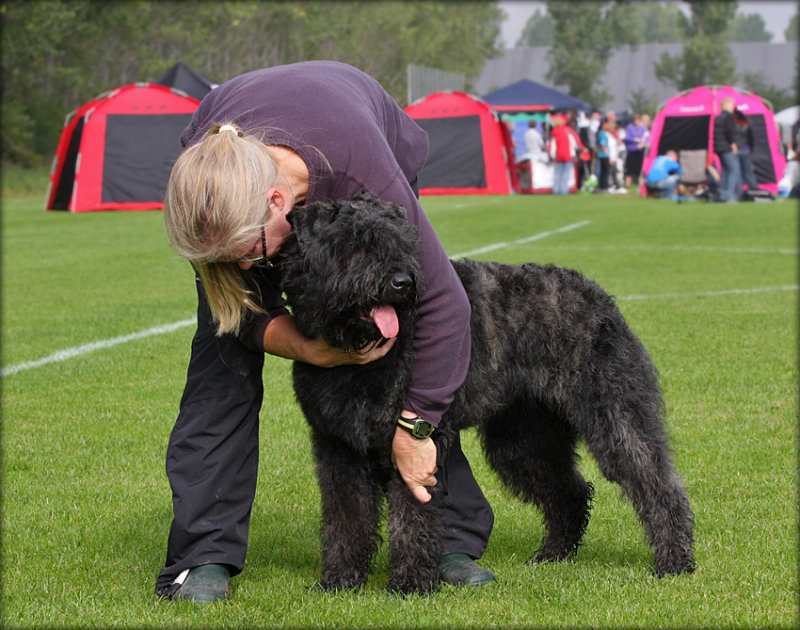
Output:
[439, 553, 496, 587]
[174, 564, 230, 603]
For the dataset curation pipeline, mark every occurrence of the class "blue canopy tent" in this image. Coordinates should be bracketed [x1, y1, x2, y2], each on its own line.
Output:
[482, 79, 593, 113]
[482, 80, 593, 194]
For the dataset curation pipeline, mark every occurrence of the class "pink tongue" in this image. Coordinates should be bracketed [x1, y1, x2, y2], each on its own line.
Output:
[372, 305, 399, 338]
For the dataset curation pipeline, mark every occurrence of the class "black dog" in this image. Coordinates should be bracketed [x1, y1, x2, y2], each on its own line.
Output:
[276, 193, 695, 595]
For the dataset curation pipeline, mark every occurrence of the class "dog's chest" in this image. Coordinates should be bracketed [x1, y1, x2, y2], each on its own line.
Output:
[293, 361, 408, 452]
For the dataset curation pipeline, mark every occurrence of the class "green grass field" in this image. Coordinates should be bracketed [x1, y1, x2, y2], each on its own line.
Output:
[2, 189, 797, 628]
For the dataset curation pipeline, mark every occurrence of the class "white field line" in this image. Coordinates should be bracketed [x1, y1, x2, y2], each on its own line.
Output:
[5, 283, 794, 378]
[1, 318, 195, 377]
[450, 220, 593, 259]
[537, 244, 799, 256]
[2, 213, 796, 378]
[617, 285, 798, 302]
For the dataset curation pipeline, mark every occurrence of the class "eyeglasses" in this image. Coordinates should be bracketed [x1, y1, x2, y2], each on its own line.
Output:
[216, 227, 270, 265]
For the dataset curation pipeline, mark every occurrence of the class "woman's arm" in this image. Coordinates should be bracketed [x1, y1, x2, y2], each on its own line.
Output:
[264, 312, 437, 502]
[262, 313, 396, 366]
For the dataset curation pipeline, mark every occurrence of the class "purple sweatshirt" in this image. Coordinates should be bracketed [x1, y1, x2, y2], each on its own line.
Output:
[181, 61, 471, 427]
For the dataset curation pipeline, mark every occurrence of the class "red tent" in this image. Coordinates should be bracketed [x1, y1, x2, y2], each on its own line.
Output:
[404, 91, 518, 195]
[46, 83, 199, 212]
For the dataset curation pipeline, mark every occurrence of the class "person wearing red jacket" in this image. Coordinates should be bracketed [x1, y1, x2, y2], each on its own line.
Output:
[549, 114, 587, 194]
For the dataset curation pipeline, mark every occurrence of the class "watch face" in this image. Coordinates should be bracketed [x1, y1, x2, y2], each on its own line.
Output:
[411, 419, 433, 438]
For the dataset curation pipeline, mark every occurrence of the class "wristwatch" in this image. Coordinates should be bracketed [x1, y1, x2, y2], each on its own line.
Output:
[397, 415, 435, 439]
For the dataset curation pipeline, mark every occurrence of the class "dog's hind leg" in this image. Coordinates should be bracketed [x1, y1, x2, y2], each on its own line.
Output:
[479, 402, 594, 564]
[312, 436, 383, 591]
[385, 474, 444, 596]
[583, 405, 695, 577]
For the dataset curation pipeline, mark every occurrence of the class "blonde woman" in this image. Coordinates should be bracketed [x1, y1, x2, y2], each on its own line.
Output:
[157, 61, 495, 603]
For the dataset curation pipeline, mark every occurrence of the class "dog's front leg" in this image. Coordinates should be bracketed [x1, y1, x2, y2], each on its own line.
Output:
[385, 474, 444, 596]
[312, 437, 382, 591]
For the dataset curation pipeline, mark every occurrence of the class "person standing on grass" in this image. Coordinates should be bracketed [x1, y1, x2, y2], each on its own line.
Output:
[623, 114, 647, 187]
[733, 108, 759, 197]
[549, 114, 577, 195]
[156, 61, 495, 604]
[713, 97, 740, 202]
[595, 117, 611, 192]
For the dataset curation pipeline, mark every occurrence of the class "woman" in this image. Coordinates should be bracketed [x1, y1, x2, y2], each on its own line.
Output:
[157, 61, 495, 602]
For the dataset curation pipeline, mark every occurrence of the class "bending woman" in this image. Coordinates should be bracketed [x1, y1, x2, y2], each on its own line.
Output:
[156, 61, 495, 602]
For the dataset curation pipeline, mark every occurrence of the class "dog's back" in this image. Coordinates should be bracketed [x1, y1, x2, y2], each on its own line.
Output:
[448, 258, 660, 432]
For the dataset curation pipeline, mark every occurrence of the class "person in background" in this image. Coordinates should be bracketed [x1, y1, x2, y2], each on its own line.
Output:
[641, 114, 652, 155]
[733, 108, 759, 198]
[624, 114, 647, 187]
[521, 119, 547, 163]
[588, 109, 602, 176]
[549, 114, 576, 195]
[595, 117, 611, 192]
[713, 97, 740, 202]
[645, 149, 685, 198]
[607, 122, 623, 193]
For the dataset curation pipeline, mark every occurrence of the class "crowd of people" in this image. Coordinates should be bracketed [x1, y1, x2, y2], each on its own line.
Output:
[517, 102, 799, 202]
[517, 108, 653, 195]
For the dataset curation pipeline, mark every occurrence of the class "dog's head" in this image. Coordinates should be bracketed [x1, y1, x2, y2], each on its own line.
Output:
[277, 192, 423, 352]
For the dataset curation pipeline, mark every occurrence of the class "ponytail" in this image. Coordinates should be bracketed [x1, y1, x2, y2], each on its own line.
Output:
[164, 122, 279, 335]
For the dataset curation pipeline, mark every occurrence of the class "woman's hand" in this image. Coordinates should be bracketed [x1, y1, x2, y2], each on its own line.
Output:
[263, 314, 395, 366]
[391, 425, 438, 503]
[304, 336, 397, 368]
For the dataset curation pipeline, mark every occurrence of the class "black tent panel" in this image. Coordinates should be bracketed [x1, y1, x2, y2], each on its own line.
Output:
[102, 113, 193, 203]
[155, 62, 216, 101]
[747, 114, 776, 184]
[415, 116, 486, 189]
[51, 118, 85, 210]
[657, 115, 710, 153]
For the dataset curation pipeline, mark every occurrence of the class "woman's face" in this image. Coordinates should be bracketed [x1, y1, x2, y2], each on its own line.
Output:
[234, 146, 309, 270]
[236, 184, 301, 270]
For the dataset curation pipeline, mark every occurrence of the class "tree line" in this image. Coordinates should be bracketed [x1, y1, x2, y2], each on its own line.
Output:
[4, 1, 796, 168]
[1, 0, 503, 166]
[518, 0, 798, 114]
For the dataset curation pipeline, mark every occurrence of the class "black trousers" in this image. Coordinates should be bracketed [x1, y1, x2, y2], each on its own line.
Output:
[156, 269, 493, 596]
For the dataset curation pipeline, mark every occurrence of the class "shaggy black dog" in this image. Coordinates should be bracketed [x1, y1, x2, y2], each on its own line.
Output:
[275, 193, 695, 595]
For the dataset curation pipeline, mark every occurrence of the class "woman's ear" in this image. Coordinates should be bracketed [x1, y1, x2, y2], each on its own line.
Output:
[267, 188, 287, 213]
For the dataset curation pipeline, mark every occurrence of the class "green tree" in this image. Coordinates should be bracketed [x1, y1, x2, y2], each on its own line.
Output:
[725, 12, 773, 42]
[654, 0, 738, 91]
[741, 72, 796, 112]
[785, 12, 798, 41]
[627, 88, 660, 118]
[516, 9, 554, 47]
[1, 0, 502, 165]
[630, 0, 683, 44]
[545, 0, 640, 107]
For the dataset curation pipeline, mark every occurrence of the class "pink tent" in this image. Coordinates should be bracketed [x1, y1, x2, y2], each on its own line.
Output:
[641, 86, 785, 195]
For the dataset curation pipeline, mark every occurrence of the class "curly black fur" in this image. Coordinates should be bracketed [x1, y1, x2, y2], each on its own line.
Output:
[276, 193, 695, 595]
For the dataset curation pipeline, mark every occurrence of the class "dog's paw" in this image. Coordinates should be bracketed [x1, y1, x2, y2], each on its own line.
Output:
[653, 552, 696, 578]
[387, 576, 439, 597]
[530, 548, 577, 565]
[310, 576, 366, 593]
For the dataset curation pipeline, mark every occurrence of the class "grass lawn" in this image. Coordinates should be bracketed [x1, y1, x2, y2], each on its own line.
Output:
[1, 188, 797, 628]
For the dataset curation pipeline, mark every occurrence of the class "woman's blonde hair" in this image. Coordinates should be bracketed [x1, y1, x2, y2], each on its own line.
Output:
[164, 123, 279, 336]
